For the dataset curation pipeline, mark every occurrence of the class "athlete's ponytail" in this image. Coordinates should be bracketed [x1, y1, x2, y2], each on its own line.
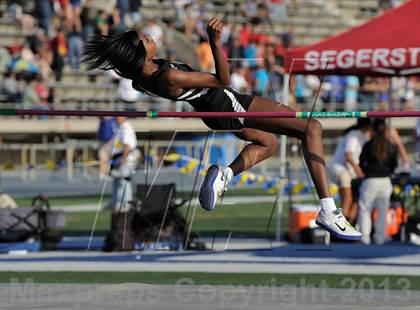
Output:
[371, 118, 388, 163]
[82, 30, 146, 80]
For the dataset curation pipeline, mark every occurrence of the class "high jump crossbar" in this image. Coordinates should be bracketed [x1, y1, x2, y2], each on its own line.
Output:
[0, 109, 419, 118]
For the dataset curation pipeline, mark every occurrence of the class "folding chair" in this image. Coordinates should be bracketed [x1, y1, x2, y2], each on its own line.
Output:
[0, 195, 64, 249]
[133, 183, 190, 249]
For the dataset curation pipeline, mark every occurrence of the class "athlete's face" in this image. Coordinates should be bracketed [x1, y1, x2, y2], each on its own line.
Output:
[138, 33, 157, 58]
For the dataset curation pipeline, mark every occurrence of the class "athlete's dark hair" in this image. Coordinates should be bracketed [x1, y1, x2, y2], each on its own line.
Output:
[343, 118, 371, 135]
[82, 30, 146, 80]
[371, 118, 388, 163]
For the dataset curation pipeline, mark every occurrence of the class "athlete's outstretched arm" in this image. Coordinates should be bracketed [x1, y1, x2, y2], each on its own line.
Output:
[162, 18, 230, 91]
[162, 68, 228, 90]
[207, 18, 230, 86]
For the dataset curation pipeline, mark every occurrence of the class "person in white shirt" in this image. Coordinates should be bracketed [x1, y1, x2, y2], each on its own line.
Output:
[143, 19, 163, 47]
[229, 66, 249, 93]
[118, 78, 140, 110]
[328, 119, 372, 222]
[108, 117, 139, 210]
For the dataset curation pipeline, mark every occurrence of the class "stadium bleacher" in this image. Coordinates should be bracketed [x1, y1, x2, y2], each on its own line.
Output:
[0, 0, 416, 133]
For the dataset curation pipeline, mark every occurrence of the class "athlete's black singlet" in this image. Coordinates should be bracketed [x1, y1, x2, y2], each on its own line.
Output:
[132, 59, 254, 131]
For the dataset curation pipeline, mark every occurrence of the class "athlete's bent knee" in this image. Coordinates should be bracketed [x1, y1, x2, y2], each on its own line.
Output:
[264, 135, 278, 157]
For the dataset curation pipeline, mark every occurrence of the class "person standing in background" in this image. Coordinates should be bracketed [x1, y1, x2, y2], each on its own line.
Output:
[80, 0, 96, 41]
[128, 0, 142, 26]
[116, 0, 128, 28]
[387, 126, 410, 172]
[97, 116, 117, 180]
[51, 27, 67, 82]
[358, 118, 398, 244]
[108, 117, 138, 210]
[66, 12, 84, 71]
[34, 0, 52, 36]
[345, 76, 359, 112]
[328, 119, 372, 223]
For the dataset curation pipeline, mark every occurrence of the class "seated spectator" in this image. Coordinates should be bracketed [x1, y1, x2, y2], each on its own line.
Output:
[322, 75, 346, 110]
[239, 23, 251, 49]
[404, 77, 417, 110]
[242, 0, 259, 19]
[254, 61, 270, 96]
[8, 1, 35, 32]
[143, 18, 163, 47]
[244, 39, 258, 68]
[280, 28, 294, 48]
[226, 33, 242, 66]
[183, 2, 200, 40]
[35, 47, 53, 81]
[257, 1, 271, 25]
[23, 76, 49, 119]
[196, 37, 214, 72]
[34, 75, 49, 108]
[108, 5, 125, 35]
[230, 66, 249, 93]
[174, 0, 189, 30]
[345, 76, 360, 112]
[0, 47, 12, 71]
[268, 0, 288, 21]
[1, 70, 22, 103]
[23, 76, 39, 109]
[163, 19, 177, 60]
[358, 118, 398, 245]
[294, 75, 305, 104]
[378, 0, 392, 11]
[95, 9, 110, 35]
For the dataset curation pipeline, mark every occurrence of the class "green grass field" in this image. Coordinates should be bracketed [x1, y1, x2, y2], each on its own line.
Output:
[14, 190, 314, 236]
[59, 202, 291, 237]
[15, 195, 111, 207]
[0, 272, 418, 290]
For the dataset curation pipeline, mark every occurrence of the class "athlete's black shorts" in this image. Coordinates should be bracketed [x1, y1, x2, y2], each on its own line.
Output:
[189, 87, 254, 131]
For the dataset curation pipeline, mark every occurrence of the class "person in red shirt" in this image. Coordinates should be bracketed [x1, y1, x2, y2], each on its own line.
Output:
[239, 23, 251, 48]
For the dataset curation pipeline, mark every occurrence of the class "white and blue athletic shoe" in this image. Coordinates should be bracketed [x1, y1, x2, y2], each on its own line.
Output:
[199, 165, 228, 211]
[316, 208, 362, 241]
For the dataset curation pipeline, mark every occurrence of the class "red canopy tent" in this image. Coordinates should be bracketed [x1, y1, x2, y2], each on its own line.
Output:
[284, 0, 420, 76]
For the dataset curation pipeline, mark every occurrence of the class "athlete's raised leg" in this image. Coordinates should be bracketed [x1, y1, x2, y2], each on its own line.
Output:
[242, 96, 361, 240]
[244, 96, 330, 199]
[229, 128, 278, 175]
[199, 128, 277, 211]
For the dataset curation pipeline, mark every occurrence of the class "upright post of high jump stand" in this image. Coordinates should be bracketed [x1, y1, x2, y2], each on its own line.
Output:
[276, 73, 291, 241]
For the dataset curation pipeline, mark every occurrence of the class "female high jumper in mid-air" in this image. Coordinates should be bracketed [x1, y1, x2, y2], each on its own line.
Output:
[83, 18, 361, 240]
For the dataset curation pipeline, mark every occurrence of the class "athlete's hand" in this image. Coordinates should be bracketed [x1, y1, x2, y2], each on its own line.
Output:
[207, 18, 223, 46]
